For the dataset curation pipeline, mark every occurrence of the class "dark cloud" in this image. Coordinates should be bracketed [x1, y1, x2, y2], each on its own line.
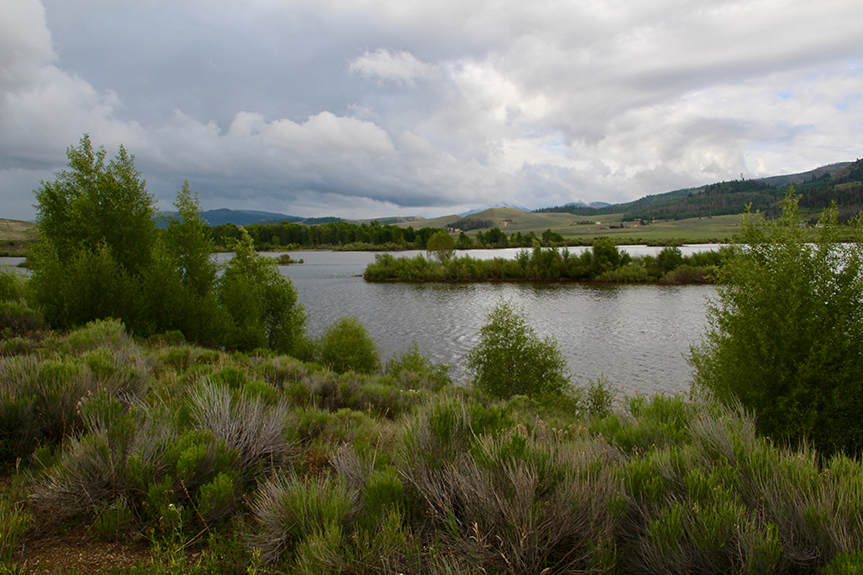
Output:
[1, 0, 862, 221]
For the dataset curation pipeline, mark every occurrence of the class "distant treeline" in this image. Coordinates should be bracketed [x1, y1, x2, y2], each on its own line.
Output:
[445, 217, 494, 231]
[364, 240, 724, 284]
[209, 221, 571, 251]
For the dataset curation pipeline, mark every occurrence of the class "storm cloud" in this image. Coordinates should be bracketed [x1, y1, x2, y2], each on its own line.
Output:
[1, 0, 861, 221]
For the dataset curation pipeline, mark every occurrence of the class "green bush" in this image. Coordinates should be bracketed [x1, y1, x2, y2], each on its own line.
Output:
[316, 317, 380, 375]
[466, 299, 571, 398]
[0, 265, 28, 304]
[0, 302, 44, 338]
[245, 474, 354, 565]
[384, 342, 451, 391]
[690, 192, 863, 457]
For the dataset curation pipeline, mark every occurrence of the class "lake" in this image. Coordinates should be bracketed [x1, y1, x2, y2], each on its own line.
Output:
[3, 245, 720, 396]
[268, 246, 720, 396]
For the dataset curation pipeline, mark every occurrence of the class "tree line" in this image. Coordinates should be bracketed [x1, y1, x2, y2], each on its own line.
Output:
[209, 220, 571, 251]
[365, 237, 722, 284]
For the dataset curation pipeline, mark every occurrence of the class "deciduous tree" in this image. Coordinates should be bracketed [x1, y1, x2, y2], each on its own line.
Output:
[426, 231, 456, 263]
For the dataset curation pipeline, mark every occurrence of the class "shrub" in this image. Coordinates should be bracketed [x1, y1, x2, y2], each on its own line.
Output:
[689, 192, 863, 457]
[0, 302, 45, 338]
[189, 382, 292, 484]
[244, 474, 355, 565]
[384, 342, 451, 391]
[0, 265, 28, 303]
[465, 299, 571, 398]
[0, 500, 30, 562]
[316, 317, 380, 375]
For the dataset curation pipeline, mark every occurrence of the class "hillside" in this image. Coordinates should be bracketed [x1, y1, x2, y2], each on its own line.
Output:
[537, 160, 863, 222]
[0, 218, 38, 256]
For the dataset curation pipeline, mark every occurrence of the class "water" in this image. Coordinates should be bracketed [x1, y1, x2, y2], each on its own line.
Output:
[3, 246, 719, 395]
[272, 247, 719, 395]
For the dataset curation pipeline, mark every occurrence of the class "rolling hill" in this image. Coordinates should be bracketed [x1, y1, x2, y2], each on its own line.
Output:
[536, 160, 863, 222]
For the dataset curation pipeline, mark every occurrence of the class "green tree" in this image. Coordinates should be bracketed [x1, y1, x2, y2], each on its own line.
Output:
[426, 231, 456, 263]
[456, 231, 474, 249]
[657, 246, 684, 274]
[34, 134, 155, 275]
[689, 192, 863, 457]
[30, 134, 156, 330]
[466, 299, 570, 399]
[218, 229, 307, 354]
[145, 181, 225, 344]
[590, 237, 628, 275]
[541, 229, 564, 245]
[316, 316, 381, 374]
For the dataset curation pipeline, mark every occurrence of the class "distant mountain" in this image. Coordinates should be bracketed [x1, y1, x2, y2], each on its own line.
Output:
[157, 209, 302, 228]
[459, 202, 530, 217]
[201, 209, 302, 226]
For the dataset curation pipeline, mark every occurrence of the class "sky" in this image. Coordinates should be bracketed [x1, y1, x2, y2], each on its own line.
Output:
[2, 0, 862, 222]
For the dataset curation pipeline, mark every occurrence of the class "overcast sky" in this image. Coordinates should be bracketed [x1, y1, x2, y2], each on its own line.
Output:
[2, 0, 862, 221]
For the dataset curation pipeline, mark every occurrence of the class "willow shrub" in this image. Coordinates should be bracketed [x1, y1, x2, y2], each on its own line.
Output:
[690, 192, 863, 457]
[466, 299, 571, 399]
[315, 316, 380, 375]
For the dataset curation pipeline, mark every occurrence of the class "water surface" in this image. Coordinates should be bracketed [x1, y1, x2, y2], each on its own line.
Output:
[275, 248, 718, 395]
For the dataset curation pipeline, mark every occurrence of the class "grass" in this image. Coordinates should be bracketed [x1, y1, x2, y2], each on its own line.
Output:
[2, 319, 863, 574]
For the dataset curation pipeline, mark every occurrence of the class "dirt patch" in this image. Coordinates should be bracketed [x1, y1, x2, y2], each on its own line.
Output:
[17, 531, 151, 575]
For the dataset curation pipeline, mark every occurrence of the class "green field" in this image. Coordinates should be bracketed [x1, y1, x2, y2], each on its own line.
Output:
[404, 208, 741, 244]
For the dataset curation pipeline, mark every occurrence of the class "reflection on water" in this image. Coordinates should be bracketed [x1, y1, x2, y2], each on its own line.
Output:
[277, 249, 717, 395]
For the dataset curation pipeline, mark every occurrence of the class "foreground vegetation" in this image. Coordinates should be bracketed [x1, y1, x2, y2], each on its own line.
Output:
[1, 318, 863, 574]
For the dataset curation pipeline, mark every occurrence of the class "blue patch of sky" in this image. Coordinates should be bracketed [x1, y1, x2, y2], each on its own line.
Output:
[543, 140, 568, 155]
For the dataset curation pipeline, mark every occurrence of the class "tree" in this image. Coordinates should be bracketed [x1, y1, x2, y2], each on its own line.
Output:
[34, 134, 155, 275]
[689, 192, 863, 457]
[426, 231, 456, 263]
[657, 246, 684, 274]
[466, 299, 570, 399]
[30, 134, 156, 331]
[218, 229, 307, 355]
[316, 316, 381, 374]
[145, 181, 226, 344]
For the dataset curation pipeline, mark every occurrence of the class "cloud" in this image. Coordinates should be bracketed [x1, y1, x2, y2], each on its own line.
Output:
[349, 49, 438, 86]
[1, 0, 862, 222]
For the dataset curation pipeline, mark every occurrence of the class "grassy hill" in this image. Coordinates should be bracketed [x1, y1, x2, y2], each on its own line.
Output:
[0, 218, 38, 256]
[538, 160, 863, 224]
